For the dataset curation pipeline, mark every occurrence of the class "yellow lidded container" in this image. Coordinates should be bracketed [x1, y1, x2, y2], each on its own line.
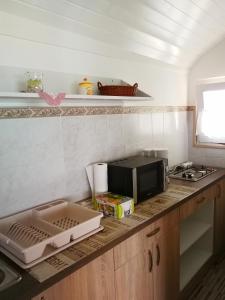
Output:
[78, 78, 94, 95]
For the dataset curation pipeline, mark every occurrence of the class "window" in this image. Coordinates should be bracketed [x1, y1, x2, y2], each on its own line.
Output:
[195, 82, 225, 146]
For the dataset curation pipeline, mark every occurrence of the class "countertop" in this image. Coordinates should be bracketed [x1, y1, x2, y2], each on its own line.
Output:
[1, 168, 225, 300]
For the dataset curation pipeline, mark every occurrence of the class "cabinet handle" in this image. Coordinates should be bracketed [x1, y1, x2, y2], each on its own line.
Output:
[148, 250, 153, 273]
[196, 197, 206, 204]
[146, 227, 160, 238]
[156, 244, 160, 266]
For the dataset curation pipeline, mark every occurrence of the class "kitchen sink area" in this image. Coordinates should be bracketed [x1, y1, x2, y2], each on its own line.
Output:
[0, 258, 21, 292]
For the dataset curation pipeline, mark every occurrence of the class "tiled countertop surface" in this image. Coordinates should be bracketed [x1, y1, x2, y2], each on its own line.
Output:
[1, 168, 225, 300]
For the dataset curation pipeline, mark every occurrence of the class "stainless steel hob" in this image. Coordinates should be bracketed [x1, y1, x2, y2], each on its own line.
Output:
[169, 164, 216, 182]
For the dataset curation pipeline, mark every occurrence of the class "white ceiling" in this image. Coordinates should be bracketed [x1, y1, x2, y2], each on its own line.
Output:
[1, 0, 225, 68]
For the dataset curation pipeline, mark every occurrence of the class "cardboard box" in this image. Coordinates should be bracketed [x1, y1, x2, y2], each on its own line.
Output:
[94, 193, 134, 219]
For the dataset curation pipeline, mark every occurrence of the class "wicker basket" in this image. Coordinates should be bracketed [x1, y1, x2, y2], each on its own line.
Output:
[97, 82, 138, 96]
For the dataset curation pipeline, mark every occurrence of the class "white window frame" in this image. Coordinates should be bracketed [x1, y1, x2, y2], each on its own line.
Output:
[194, 81, 225, 148]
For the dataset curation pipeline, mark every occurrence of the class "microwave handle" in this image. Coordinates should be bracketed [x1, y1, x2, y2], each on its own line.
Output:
[161, 160, 168, 191]
[132, 168, 137, 204]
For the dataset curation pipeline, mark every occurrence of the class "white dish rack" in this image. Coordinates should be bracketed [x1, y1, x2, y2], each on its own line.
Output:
[0, 200, 103, 265]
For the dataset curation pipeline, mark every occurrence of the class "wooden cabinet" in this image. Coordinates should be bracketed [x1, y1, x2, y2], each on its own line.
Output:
[144, 210, 179, 300]
[179, 186, 214, 221]
[179, 179, 225, 262]
[114, 230, 144, 270]
[179, 187, 215, 292]
[114, 209, 179, 300]
[114, 251, 151, 300]
[114, 230, 153, 300]
[214, 178, 225, 256]
[32, 179, 225, 300]
[33, 211, 179, 300]
[32, 249, 115, 300]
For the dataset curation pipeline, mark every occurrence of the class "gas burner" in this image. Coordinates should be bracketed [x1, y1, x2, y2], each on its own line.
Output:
[169, 164, 216, 181]
[182, 172, 194, 179]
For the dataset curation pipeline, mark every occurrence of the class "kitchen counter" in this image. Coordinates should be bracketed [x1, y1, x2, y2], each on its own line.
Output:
[1, 168, 225, 300]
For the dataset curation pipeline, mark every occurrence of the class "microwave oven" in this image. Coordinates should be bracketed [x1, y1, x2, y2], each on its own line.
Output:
[108, 156, 168, 204]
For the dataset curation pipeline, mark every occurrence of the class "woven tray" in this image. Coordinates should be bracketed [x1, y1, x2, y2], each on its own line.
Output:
[97, 81, 138, 96]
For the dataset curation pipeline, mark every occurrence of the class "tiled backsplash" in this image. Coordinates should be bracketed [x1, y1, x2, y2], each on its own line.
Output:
[0, 111, 189, 217]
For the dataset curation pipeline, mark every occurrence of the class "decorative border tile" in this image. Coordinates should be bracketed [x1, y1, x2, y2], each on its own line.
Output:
[0, 106, 195, 119]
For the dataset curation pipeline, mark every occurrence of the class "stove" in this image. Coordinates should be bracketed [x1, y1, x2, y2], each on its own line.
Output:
[169, 164, 216, 182]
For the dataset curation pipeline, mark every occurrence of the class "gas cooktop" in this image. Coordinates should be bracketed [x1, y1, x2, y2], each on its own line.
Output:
[169, 164, 216, 182]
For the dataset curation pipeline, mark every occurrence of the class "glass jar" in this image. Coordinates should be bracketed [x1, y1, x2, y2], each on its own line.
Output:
[26, 72, 43, 93]
[78, 78, 94, 95]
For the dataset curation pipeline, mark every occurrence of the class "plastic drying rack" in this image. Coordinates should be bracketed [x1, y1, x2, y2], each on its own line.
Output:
[0, 200, 103, 264]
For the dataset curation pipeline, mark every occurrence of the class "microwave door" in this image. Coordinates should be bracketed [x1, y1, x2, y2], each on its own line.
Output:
[137, 164, 162, 201]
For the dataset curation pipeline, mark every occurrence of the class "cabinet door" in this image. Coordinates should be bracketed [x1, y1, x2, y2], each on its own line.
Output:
[153, 210, 179, 300]
[115, 252, 153, 300]
[144, 210, 179, 300]
[214, 179, 225, 256]
[32, 249, 115, 300]
[114, 231, 144, 270]
[114, 229, 153, 300]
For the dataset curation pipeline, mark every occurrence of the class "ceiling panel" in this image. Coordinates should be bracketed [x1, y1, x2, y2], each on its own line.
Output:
[1, 0, 225, 68]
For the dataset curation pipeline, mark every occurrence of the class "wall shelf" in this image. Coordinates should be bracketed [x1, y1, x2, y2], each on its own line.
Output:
[0, 92, 153, 108]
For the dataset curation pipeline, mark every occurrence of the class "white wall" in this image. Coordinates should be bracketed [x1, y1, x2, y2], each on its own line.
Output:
[188, 39, 225, 167]
[0, 9, 189, 217]
[188, 39, 225, 106]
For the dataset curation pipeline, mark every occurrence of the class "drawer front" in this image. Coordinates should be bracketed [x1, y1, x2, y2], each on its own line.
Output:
[114, 209, 179, 269]
[180, 186, 214, 221]
[143, 222, 157, 251]
[143, 209, 178, 249]
[114, 231, 144, 270]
